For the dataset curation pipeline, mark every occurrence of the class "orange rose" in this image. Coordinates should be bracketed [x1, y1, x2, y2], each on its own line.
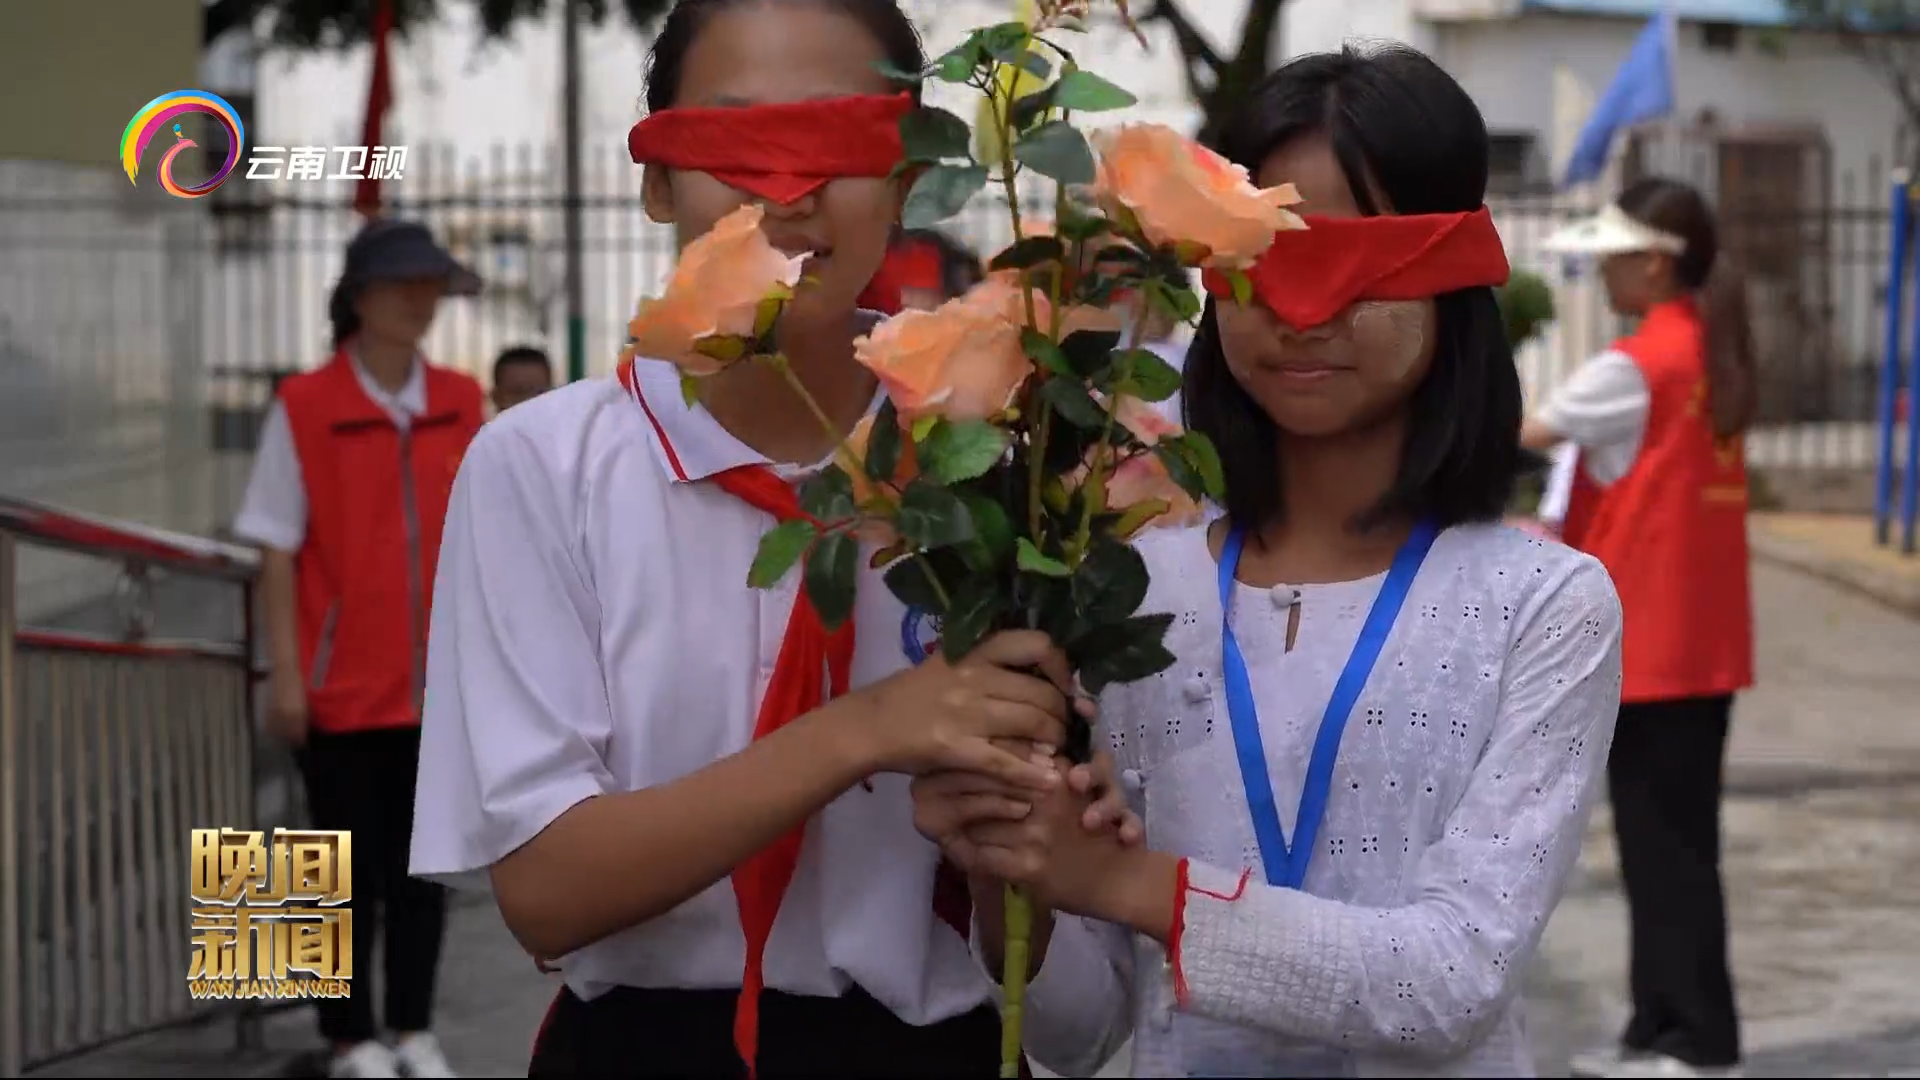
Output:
[854, 275, 1034, 422]
[628, 205, 809, 375]
[1091, 124, 1306, 268]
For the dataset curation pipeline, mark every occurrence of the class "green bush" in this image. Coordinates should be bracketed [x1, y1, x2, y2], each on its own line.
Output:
[1496, 268, 1556, 352]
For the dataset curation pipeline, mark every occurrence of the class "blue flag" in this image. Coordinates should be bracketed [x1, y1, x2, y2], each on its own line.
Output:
[1561, 7, 1676, 188]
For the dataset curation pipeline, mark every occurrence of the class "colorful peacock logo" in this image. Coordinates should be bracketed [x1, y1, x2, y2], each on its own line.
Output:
[119, 90, 247, 199]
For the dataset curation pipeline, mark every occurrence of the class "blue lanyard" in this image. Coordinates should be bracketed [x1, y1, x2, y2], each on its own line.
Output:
[1218, 519, 1439, 889]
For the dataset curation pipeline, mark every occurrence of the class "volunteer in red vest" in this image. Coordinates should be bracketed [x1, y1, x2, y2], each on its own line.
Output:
[1522, 177, 1757, 1080]
[234, 218, 485, 1080]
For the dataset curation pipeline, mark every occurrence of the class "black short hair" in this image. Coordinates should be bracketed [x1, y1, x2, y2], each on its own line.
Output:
[644, 0, 927, 113]
[902, 227, 986, 298]
[493, 345, 552, 382]
[1183, 44, 1534, 534]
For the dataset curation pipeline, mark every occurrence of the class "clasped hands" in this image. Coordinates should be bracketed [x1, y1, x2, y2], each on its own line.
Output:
[911, 737, 1146, 918]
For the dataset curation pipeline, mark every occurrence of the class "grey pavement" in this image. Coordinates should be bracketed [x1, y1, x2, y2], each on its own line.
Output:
[22, 560, 1920, 1078]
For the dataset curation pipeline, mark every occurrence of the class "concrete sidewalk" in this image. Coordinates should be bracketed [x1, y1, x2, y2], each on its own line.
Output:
[1751, 513, 1920, 619]
[24, 562, 1920, 1079]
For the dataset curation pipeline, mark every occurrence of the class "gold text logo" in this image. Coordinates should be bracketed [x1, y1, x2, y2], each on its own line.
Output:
[188, 828, 353, 1000]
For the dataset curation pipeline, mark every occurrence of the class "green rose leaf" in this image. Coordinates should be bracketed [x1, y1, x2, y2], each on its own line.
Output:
[958, 492, 1016, 573]
[920, 420, 1013, 484]
[980, 21, 1033, 61]
[804, 531, 861, 631]
[1110, 347, 1183, 403]
[747, 518, 817, 589]
[939, 584, 1006, 661]
[1022, 328, 1076, 377]
[901, 106, 975, 164]
[1009, 84, 1058, 133]
[1073, 535, 1150, 624]
[799, 466, 857, 523]
[1016, 536, 1073, 578]
[991, 235, 1067, 272]
[1051, 69, 1137, 112]
[1071, 611, 1178, 694]
[1060, 329, 1121, 379]
[1154, 432, 1227, 502]
[898, 480, 978, 549]
[883, 554, 948, 614]
[904, 164, 989, 228]
[1040, 375, 1109, 430]
[1013, 121, 1096, 185]
[864, 398, 903, 484]
[1016, 49, 1054, 80]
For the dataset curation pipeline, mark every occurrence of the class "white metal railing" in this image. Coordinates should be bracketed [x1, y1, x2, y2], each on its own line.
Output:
[0, 496, 261, 1076]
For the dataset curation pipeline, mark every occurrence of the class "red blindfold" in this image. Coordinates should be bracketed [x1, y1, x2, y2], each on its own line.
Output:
[627, 92, 912, 205]
[1202, 207, 1510, 329]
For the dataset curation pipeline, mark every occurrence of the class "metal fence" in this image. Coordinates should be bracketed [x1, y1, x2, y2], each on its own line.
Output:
[2, 144, 1915, 514]
[0, 497, 263, 1076]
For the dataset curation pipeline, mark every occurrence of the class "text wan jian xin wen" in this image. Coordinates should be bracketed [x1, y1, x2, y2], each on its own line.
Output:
[188, 828, 353, 1001]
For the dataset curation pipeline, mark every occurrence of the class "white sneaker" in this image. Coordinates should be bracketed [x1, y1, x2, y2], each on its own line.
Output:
[1606, 1054, 1743, 1078]
[329, 1041, 402, 1079]
[393, 1032, 459, 1078]
[1570, 1045, 1639, 1077]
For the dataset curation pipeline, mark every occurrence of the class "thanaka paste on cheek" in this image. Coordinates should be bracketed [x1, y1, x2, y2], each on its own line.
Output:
[1347, 300, 1427, 381]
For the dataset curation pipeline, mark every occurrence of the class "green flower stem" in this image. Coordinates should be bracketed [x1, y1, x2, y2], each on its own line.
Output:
[1070, 299, 1153, 560]
[990, 53, 1046, 1080]
[999, 883, 1034, 1079]
[760, 352, 864, 481]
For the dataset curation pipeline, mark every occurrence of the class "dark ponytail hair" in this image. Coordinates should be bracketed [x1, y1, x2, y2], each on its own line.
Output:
[1615, 177, 1758, 439]
[643, 0, 927, 113]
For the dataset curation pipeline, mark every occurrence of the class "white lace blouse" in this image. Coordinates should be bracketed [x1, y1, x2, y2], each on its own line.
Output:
[1015, 521, 1624, 1078]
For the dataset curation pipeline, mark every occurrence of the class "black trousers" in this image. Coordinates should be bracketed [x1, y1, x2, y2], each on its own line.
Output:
[528, 985, 1012, 1078]
[298, 726, 448, 1043]
[1608, 694, 1741, 1068]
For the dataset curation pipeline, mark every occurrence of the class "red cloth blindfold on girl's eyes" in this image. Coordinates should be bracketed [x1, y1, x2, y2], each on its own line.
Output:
[627, 92, 912, 204]
[1201, 207, 1511, 329]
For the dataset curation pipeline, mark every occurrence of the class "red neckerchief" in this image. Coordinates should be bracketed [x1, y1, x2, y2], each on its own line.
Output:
[627, 92, 912, 205]
[1202, 207, 1511, 328]
[612, 354, 974, 1077]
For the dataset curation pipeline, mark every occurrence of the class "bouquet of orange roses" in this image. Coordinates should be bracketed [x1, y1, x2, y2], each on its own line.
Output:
[627, 6, 1301, 1073]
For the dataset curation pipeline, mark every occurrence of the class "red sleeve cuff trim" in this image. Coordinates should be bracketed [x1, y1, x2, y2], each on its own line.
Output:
[1168, 862, 1252, 1008]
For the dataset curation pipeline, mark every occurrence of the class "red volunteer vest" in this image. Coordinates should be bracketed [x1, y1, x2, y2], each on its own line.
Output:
[1560, 299, 1755, 704]
[280, 349, 485, 734]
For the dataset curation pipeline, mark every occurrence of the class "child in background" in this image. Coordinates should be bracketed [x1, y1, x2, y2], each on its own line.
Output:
[490, 344, 555, 414]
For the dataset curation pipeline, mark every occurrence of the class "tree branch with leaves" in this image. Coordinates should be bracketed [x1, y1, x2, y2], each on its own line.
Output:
[1127, 0, 1289, 144]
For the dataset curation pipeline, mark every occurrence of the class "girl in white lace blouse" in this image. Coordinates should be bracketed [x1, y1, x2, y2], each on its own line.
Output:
[911, 46, 1625, 1078]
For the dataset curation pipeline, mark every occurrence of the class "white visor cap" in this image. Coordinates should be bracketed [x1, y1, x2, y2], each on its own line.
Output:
[1543, 202, 1687, 258]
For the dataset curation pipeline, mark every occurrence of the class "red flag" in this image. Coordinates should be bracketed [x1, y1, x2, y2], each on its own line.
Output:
[353, 0, 395, 217]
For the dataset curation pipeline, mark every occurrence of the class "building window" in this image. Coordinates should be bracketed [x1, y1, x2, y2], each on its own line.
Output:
[1699, 21, 1740, 52]
[1487, 132, 1545, 195]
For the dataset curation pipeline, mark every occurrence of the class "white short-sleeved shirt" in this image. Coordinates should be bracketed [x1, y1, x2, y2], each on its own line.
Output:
[408, 359, 992, 1025]
[231, 356, 427, 552]
[1007, 522, 1623, 1078]
[1533, 348, 1652, 516]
